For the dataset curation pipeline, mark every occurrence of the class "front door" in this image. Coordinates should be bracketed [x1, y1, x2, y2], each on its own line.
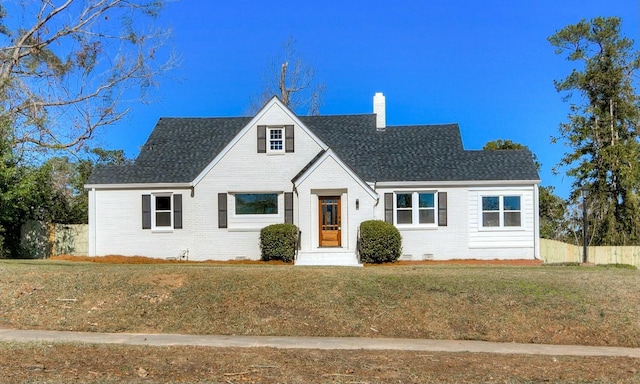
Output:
[319, 196, 341, 247]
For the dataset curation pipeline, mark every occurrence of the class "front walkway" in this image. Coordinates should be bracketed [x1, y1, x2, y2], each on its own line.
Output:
[0, 329, 638, 358]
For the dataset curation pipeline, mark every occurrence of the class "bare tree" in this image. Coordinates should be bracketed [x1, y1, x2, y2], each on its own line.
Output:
[250, 37, 324, 115]
[0, 0, 176, 157]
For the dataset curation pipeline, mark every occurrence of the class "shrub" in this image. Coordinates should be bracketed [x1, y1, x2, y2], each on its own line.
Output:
[260, 223, 299, 263]
[358, 220, 402, 263]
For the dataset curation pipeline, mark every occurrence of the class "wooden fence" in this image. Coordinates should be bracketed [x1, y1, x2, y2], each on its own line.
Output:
[540, 239, 640, 267]
[21, 221, 89, 259]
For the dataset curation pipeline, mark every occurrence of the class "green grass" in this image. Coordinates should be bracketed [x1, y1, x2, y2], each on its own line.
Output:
[0, 260, 638, 347]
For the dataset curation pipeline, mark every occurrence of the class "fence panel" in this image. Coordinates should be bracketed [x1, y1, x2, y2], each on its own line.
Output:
[20, 221, 89, 258]
[540, 239, 640, 267]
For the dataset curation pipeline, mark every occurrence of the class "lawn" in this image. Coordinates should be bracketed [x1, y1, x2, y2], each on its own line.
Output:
[1, 259, 638, 347]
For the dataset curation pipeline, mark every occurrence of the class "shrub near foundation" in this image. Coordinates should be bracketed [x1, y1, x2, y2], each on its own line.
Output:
[260, 223, 298, 263]
[359, 220, 402, 263]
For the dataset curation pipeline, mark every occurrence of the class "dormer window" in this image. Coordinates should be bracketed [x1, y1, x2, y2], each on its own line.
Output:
[257, 125, 294, 154]
[268, 127, 284, 153]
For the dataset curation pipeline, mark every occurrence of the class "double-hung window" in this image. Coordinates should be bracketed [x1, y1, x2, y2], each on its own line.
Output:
[481, 195, 522, 228]
[153, 195, 172, 228]
[142, 193, 182, 230]
[395, 192, 436, 226]
[267, 127, 284, 154]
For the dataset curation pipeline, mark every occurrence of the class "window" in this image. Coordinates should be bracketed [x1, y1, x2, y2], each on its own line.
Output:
[481, 195, 521, 228]
[154, 195, 172, 228]
[235, 193, 278, 215]
[268, 127, 284, 153]
[395, 192, 436, 225]
[258, 125, 293, 153]
[142, 194, 182, 230]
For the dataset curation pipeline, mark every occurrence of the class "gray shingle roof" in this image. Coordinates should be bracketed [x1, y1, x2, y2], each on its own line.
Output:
[87, 114, 539, 185]
[89, 117, 251, 184]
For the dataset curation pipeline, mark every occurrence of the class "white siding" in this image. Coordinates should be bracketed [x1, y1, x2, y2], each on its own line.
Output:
[374, 185, 537, 260]
[468, 187, 536, 253]
[374, 187, 469, 260]
[92, 188, 193, 259]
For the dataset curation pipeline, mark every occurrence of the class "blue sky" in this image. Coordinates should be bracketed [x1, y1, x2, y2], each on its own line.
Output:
[100, 0, 639, 198]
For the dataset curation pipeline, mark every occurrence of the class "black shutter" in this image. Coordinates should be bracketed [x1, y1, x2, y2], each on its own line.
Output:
[142, 195, 151, 229]
[438, 192, 448, 227]
[218, 193, 227, 228]
[285, 125, 294, 153]
[284, 192, 293, 224]
[384, 193, 393, 224]
[173, 194, 182, 229]
[257, 125, 266, 153]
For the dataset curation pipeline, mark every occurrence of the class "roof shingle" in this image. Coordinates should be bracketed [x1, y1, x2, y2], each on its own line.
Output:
[87, 114, 539, 185]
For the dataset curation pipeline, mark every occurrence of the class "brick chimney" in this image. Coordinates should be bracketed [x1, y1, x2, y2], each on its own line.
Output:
[373, 92, 386, 131]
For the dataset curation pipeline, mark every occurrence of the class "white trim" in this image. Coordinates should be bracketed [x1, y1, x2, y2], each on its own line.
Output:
[294, 149, 378, 200]
[151, 193, 174, 231]
[85, 183, 192, 190]
[231, 192, 280, 216]
[267, 127, 285, 154]
[393, 191, 438, 228]
[477, 193, 525, 231]
[88, 188, 96, 256]
[533, 184, 540, 259]
[192, 97, 329, 187]
[375, 180, 540, 188]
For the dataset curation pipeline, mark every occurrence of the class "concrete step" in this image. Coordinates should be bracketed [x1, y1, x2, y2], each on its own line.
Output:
[295, 251, 362, 267]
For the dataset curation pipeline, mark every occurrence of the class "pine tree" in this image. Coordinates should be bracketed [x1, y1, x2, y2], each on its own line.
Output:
[549, 17, 640, 245]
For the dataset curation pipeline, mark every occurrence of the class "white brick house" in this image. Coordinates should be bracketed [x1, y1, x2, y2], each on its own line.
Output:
[86, 94, 541, 265]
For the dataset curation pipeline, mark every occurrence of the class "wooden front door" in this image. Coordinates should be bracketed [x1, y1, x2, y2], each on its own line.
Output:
[319, 196, 341, 247]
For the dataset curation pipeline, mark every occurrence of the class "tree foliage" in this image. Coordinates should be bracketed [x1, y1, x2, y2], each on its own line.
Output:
[549, 17, 640, 245]
[0, 0, 174, 155]
[0, 144, 128, 257]
[482, 139, 541, 171]
[0, 1, 170, 256]
[250, 37, 325, 115]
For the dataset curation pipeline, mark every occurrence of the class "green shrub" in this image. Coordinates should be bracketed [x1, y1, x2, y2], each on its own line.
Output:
[260, 223, 299, 263]
[358, 220, 402, 263]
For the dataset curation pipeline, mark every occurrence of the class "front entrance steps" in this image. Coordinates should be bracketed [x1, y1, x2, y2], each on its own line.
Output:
[295, 250, 362, 267]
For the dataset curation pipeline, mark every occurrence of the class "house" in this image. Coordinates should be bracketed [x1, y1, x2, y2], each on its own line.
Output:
[86, 93, 540, 265]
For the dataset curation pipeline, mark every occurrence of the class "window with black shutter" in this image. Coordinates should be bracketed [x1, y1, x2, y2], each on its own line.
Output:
[142, 193, 182, 230]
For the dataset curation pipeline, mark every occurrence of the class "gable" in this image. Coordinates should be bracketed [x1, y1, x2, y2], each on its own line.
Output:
[191, 97, 328, 186]
[292, 149, 377, 200]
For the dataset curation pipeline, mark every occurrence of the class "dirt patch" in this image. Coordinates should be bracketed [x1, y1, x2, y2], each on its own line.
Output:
[0, 343, 637, 384]
[132, 273, 185, 289]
